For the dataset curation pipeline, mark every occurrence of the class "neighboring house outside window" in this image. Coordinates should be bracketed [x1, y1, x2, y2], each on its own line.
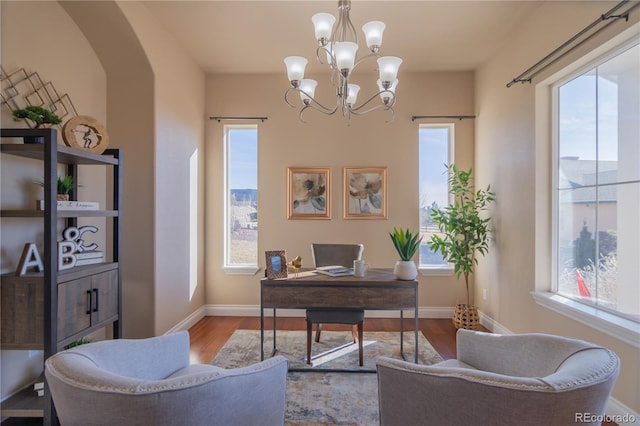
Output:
[418, 123, 454, 274]
[223, 125, 258, 273]
[552, 41, 639, 324]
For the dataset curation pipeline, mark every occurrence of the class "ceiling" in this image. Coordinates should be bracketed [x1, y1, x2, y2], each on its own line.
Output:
[141, 1, 543, 75]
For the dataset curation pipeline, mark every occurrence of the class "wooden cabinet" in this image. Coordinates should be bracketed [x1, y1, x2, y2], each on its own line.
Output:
[57, 266, 118, 342]
[0, 128, 122, 425]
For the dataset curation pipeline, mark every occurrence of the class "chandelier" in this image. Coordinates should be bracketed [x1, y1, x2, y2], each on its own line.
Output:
[284, 0, 402, 123]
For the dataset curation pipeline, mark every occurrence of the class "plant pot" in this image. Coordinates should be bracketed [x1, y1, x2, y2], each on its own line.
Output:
[57, 194, 69, 201]
[393, 260, 418, 280]
[452, 304, 480, 330]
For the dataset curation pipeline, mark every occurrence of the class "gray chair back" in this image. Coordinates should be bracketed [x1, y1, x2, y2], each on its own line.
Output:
[45, 332, 288, 426]
[377, 329, 620, 426]
[311, 243, 364, 267]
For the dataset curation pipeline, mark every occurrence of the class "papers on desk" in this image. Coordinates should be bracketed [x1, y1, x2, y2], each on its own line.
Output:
[315, 265, 354, 277]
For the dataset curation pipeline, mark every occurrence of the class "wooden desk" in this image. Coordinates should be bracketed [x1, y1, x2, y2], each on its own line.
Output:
[260, 268, 419, 366]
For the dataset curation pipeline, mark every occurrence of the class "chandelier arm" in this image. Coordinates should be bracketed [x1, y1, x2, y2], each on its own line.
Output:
[299, 99, 344, 123]
[286, 87, 340, 114]
[349, 102, 388, 115]
[316, 46, 337, 69]
[284, 88, 299, 108]
[352, 52, 381, 71]
[349, 103, 396, 123]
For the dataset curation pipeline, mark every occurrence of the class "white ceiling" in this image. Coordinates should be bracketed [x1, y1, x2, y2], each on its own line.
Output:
[141, 1, 543, 74]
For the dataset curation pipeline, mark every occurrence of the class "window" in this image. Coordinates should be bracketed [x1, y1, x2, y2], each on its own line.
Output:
[418, 124, 453, 272]
[223, 125, 258, 273]
[553, 41, 639, 323]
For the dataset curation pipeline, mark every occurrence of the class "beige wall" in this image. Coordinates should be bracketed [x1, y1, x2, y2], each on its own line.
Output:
[116, 1, 206, 336]
[0, 0, 107, 401]
[1, 0, 206, 401]
[205, 71, 475, 310]
[2, 0, 637, 415]
[475, 1, 640, 412]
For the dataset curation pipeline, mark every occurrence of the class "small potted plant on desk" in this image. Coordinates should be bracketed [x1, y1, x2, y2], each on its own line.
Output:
[389, 227, 422, 280]
[428, 164, 495, 330]
[12, 106, 62, 143]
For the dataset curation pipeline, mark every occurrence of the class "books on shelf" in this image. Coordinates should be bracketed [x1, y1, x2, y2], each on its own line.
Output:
[36, 200, 100, 211]
[75, 250, 104, 260]
[34, 381, 44, 397]
[315, 265, 354, 277]
[75, 257, 104, 266]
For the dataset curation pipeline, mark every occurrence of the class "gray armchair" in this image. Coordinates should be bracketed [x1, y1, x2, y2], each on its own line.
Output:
[45, 331, 288, 426]
[377, 329, 620, 426]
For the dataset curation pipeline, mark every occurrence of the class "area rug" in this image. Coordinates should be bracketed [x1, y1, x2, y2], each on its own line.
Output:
[212, 330, 443, 425]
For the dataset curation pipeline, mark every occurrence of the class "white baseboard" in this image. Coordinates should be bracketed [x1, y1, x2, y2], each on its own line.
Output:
[203, 304, 453, 319]
[479, 311, 512, 334]
[165, 306, 206, 334]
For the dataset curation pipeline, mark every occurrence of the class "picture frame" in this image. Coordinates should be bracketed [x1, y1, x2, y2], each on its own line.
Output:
[343, 167, 388, 219]
[287, 167, 331, 219]
[265, 250, 288, 279]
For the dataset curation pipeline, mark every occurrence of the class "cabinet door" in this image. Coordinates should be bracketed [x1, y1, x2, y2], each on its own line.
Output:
[92, 270, 118, 325]
[57, 277, 92, 340]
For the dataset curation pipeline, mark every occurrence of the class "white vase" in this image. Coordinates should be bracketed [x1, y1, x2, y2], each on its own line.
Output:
[393, 260, 418, 280]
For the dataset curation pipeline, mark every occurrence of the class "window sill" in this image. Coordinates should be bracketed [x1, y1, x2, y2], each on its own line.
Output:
[222, 266, 261, 275]
[419, 266, 454, 277]
[532, 291, 640, 348]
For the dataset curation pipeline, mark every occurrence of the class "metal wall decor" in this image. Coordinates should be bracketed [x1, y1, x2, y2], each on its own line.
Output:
[0, 65, 78, 127]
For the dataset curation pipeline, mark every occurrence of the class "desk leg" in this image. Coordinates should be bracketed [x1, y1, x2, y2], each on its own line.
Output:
[400, 310, 404, 359]
[414, 305, 419, 364]
[260, 305, 264, 361]
[271, 307, 278, 357]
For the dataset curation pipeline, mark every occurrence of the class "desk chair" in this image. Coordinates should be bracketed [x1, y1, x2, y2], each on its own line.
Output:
[307, 243, 365, 366]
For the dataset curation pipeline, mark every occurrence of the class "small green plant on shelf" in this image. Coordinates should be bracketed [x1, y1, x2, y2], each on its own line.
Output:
[35, 175, 77, 201]
[12, 106, 62, 128]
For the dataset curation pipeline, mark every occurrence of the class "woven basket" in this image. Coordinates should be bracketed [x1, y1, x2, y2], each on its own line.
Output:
[452, 304, 480, 330]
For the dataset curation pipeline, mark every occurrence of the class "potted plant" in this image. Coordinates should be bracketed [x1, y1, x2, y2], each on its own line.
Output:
[36, 175, 76, 201]
[12, 106, 62, 143]
[428, 164, 495, 329]
[389, 227, 422, 280]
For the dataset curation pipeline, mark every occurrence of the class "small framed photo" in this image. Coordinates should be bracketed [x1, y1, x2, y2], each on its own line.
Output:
[343, 167, 388, 219]
[265, 250, 288, 279]
[287, 167, 331, 220]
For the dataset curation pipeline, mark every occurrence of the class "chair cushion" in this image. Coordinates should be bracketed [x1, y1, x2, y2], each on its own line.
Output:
[306, 309, 364, 324]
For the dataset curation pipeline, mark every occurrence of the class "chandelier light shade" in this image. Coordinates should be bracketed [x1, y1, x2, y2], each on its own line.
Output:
[284, 0, 401, 123]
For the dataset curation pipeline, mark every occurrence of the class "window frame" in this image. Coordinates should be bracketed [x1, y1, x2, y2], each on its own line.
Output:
[534, 32, 640, 347]
[417, 123, 455, 276]
[222, 124, 260, 275]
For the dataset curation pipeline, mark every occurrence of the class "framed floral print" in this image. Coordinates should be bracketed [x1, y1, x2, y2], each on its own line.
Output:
[287, 167, 331, 219]
[343, 167, 387, 219]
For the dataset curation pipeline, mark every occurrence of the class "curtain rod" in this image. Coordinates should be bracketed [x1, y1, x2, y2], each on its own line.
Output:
[411, 115, 476, 121]
[209, 116, 268, 122]
[506, 0, 639, 88]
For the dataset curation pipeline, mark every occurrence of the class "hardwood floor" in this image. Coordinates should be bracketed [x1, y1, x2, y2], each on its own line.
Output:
[188, 316, 618, 426]
[188, 316, 465, 364]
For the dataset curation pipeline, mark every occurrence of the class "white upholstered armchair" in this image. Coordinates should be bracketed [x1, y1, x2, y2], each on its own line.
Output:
[377, 329, 620, 426]
[45, 331, 288, 426]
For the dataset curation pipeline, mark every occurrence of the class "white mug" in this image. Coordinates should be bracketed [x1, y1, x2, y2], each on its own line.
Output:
[354, 259, 369, 277]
